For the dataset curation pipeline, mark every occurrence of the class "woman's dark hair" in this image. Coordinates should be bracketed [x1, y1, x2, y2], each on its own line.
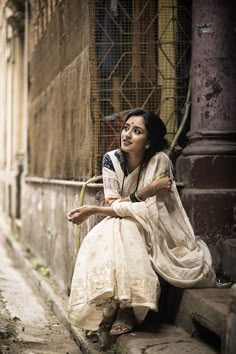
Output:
[122, 108, 168, 169]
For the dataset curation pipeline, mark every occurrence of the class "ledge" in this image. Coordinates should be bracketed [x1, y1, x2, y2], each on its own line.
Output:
[24, 176, 103, 188]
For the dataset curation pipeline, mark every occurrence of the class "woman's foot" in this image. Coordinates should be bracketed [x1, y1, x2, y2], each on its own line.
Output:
[109, 324, 132, 335]
[99, 304, 118, 332]
[109, 308, 137, 336]
[99, 319, 114, 332]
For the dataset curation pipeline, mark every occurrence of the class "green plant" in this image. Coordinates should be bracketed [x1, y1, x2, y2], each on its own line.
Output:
[32, 259, 50, 278]
[107, 343, 126, 354]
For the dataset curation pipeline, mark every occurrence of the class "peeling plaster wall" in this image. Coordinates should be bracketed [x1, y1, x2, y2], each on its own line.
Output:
[21, 182, 104, 294]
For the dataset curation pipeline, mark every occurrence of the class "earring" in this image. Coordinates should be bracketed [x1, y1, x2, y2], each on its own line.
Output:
[145, 144, 150, 149]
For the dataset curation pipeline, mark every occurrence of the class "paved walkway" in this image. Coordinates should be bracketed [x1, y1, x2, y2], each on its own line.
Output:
[0, 234, 81, 354]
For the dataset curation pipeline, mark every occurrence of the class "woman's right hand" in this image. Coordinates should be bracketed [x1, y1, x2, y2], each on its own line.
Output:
[152, 176, 173, 192]
[67, 205, 95, 225]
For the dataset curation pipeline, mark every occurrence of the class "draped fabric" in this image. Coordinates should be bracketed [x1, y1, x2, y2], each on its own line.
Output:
[68, 150, 216, 331]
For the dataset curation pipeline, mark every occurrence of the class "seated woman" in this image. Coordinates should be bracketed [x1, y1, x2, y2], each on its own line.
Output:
[67, 108, 216, 336]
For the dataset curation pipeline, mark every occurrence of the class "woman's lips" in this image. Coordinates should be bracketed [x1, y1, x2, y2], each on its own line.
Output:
[122, 140, 132, 146]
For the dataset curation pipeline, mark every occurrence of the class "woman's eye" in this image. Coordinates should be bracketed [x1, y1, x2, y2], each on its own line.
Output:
[123, 125, 129, 131]
[134, 129, 141, 134]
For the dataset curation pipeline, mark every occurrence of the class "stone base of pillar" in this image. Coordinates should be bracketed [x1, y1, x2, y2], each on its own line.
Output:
[176, 153, 236, 281]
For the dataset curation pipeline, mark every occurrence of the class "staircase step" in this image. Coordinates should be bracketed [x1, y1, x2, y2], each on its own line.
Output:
[116, 324, 218, 354]
[175, 288, 231, 350]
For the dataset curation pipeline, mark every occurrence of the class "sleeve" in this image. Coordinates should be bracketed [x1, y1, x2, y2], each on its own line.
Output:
[153, 152, 173, 180]
[142, 152, 173, 187]
[102, 153, 122, 205]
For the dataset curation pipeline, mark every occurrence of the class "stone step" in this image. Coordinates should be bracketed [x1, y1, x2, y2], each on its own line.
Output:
[101, 287, 230, 353]
[175, 288, 231, 351]
[116, 324, 219, 354]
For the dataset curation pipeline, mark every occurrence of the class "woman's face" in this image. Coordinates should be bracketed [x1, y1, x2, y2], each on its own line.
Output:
[121, 115, 148, 156]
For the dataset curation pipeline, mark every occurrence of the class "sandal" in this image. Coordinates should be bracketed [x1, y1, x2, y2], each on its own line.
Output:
[99, 305, 118, 332]
[109, 307, 137, 336]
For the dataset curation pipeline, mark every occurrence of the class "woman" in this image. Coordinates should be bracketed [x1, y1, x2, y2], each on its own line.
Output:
[67, 108, 216, 336]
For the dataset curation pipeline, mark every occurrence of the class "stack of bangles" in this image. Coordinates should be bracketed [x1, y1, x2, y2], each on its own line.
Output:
[129, 191, 143, 203]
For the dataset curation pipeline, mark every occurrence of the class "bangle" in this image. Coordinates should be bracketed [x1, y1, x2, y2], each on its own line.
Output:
[129, 192, 141, 203]
[134, 191, 143, 202]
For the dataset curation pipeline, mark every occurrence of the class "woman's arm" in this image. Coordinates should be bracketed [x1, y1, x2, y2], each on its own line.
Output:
[67, 205, 117, 225]
[136, 175, 172, 201]
[67, 176, 172, 225]
[117, 175, 172, 202]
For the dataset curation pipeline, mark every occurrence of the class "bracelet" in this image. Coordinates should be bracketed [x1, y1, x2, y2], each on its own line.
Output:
[134, 191, 143, 202]
[129, 192, 141, 203]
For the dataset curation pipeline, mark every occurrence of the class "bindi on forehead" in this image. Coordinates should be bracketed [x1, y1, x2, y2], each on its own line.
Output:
[126, 116, 146, 129]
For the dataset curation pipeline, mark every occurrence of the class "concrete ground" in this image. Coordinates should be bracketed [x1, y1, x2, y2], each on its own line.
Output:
[0, 234, 81, 354]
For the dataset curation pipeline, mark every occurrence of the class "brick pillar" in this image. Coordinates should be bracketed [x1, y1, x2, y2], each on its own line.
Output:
[176, 0, 236, 279]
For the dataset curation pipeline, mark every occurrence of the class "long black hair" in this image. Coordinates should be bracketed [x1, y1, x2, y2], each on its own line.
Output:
[120, 108, 168, 194]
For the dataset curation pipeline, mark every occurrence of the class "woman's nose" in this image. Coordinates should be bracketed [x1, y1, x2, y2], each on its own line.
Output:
[125, 129, 131, 138]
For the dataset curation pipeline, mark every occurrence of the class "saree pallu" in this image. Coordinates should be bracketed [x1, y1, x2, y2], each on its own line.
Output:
[68, 150, 216, 331]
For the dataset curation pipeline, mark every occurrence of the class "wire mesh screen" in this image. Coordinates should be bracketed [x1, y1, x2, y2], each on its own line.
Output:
[93, 0, 192, 173]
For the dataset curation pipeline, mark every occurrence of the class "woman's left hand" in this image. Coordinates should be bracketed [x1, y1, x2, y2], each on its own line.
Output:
[67, 205, 95, 225]
[153, 176, 173, 191]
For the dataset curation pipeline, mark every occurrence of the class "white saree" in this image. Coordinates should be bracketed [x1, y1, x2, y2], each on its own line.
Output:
[68, 150, 216, 331]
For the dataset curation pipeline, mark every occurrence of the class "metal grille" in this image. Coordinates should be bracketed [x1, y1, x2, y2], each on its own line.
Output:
[93, 0, 192, 172]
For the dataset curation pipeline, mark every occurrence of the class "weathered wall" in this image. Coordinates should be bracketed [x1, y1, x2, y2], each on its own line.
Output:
[28, 48, 92, 179]
[28, 0, 94, 180]
[0, 0, 26, 223]
[21, 180, 104, 293]
[21, 1, 97, 293]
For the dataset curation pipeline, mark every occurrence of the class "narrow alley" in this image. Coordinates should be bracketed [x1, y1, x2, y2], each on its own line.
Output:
[0, 234, 80, 354]
[0, 1, 235, 354]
